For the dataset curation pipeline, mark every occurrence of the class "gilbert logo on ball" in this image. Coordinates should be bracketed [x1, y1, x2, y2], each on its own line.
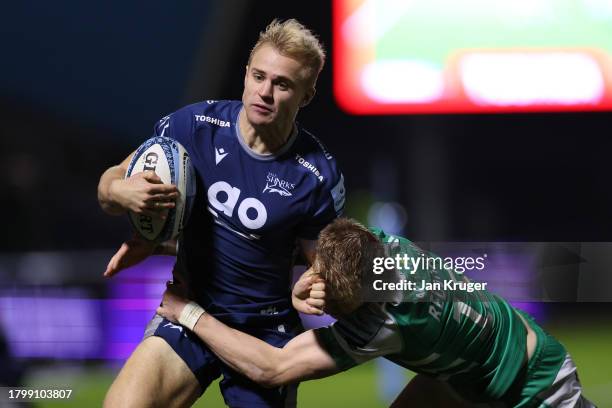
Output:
[126, 136, 196, 242]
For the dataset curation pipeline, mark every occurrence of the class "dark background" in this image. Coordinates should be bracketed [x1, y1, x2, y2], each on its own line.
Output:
[2, 0, 611, 251]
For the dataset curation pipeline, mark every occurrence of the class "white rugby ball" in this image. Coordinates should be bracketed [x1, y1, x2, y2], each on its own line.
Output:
[126, 136, 196, 242]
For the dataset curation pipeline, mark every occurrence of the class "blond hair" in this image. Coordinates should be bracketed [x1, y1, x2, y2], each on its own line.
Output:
[315, 218, 382, 314]
[248, 19, 326, 85]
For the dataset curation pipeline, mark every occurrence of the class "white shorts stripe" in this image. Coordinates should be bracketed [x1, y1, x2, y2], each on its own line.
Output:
[538, 353, 596, 408]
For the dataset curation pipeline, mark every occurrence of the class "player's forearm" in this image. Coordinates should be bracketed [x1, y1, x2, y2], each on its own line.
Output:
[189, 313, 340, 387]
[192, 313, 286, 387]
[98, 165, 127, 215]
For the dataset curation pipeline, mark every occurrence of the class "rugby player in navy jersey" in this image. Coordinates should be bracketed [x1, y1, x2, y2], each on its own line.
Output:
[97, 19, 345, 408]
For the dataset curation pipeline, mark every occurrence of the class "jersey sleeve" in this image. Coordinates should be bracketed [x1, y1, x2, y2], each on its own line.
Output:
[296, 169, 346, 240]
[151, 106, 196, 152]
[314, 303, 403, 371]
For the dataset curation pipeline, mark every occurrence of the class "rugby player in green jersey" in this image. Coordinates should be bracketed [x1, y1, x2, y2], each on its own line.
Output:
[157, 218, 594, 407]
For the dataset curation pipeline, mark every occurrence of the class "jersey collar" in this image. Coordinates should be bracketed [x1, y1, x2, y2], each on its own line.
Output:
[234, 107, 298, 161]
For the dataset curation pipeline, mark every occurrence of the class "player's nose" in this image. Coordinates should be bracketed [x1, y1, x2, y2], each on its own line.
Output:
[258, 80, 274, 101]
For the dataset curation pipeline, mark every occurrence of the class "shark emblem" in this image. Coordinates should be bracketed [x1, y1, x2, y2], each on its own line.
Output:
[263, 183, 292, 196]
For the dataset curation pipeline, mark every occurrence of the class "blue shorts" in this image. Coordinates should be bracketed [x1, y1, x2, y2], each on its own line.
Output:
[144, 314, 299, 408]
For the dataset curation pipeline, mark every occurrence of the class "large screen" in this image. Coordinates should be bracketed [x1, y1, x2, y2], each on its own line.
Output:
[333, 0, 612, 114]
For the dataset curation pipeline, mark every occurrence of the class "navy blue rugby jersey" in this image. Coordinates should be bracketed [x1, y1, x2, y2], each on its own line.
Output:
[151, 100, 345, 321]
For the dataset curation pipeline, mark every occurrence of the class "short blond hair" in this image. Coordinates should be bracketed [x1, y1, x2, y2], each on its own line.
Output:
[315, 218, 383, 314]
[248, 19, 326, 85]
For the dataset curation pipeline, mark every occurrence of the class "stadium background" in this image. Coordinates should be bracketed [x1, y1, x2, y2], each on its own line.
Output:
[1, 1, 611, 406]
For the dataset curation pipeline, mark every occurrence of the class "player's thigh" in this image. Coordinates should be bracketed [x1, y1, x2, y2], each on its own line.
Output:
[390, 374, 472, 408]
[104, 336, 201, 408]
[218, 326, 299, 408]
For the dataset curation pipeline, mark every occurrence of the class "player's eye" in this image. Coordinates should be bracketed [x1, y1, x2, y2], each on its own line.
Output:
[277, 82, 289, 91]
[253, 73, 264, 81]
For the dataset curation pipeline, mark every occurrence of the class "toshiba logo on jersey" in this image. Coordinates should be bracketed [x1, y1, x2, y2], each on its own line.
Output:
[194, 115, 231, 127]
[295, 154, 324, 182]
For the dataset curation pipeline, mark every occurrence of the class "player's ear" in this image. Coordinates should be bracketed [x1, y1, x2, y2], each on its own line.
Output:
[300, 87, 316, 108]
[244, 65, 249, 85]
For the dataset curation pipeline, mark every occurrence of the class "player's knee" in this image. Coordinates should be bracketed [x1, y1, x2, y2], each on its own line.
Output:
[103, 370, 160, 408]
[103, 337, 180, 408]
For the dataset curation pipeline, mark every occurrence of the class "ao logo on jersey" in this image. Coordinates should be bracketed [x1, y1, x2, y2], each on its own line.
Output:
[208, 181, 267, 229]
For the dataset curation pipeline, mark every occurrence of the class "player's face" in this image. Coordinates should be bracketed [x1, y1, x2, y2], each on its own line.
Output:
[243, 44, 315, 129]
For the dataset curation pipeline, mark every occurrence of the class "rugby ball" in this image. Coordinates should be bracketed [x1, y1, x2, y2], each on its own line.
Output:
[126, 136, 196, 242]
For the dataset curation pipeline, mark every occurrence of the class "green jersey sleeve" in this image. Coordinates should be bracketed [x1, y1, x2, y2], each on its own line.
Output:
[314, 303, 403, 371]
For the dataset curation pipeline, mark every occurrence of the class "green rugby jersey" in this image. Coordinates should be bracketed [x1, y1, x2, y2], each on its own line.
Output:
[316, 228, 528, 401]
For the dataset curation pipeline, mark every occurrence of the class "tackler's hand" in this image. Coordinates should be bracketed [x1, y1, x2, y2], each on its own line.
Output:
[292, 269, 326, 316]
[157, 281, 190, 323]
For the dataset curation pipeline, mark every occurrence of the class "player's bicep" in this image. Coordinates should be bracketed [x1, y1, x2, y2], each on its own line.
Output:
[272, 330, 340, 385]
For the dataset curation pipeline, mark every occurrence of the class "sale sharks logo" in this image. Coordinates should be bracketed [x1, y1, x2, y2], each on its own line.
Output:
[263, 172, 296, 197]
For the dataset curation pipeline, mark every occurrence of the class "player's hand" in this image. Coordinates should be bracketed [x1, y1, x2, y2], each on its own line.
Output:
[157, 282, 190, 323]
[109, 170, 179, 217]
[292, 269, 326, 315]
[104, 236, 156, 277]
